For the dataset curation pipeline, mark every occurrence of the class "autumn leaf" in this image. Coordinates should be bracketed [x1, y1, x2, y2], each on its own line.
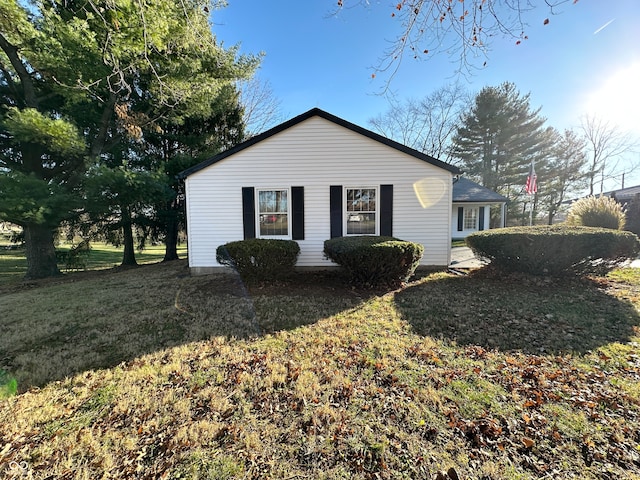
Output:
[522, 437, 535, 448]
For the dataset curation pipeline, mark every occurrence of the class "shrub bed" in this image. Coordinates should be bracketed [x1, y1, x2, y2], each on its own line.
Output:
[216, 239, 300, 282]
[466, 225, 640, 277]
[324, 236, 424, 288]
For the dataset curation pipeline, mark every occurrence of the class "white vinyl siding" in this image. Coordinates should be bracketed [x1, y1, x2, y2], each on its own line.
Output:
[185, 116, 453, 268]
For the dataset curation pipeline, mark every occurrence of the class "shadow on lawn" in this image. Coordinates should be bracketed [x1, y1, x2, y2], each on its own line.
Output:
[248, 270, 370, 334]
[395, 270, 640, 355]
[0, 262, 365, 390]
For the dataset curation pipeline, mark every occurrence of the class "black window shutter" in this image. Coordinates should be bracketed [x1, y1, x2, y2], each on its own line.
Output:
[291, 186, 305, 240]
[330, 185, 343, 238]
[457, 207, 464, 231]
[479, 206, 485, 231]
[242, 187, 256, 239]
[380, 184, 393, 236]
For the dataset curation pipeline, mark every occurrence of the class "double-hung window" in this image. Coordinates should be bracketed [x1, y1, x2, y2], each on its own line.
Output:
[257, 188, 289, 237]
[346, 187, 377, 235]
[463, 207, 478, 230]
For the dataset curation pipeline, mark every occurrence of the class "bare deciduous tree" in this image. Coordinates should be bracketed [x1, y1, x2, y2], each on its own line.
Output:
[580, 115, 639, 195]
[239, 77, 284, 137]
[368, 83, 469, 162]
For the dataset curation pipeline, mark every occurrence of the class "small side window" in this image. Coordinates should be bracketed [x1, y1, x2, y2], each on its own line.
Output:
[257, 189, 289, 238]
[345, 187, 377, 235]
[463, 207, 478, 230]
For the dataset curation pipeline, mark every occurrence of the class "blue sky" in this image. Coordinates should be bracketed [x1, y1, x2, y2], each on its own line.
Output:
[214, 1, 640, 190]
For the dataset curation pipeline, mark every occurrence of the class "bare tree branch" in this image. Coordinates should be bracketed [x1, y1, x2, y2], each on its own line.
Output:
[239, 76, 284, 136]
[334, 0, 575, 87]
[580, 114, 640, 195]
[368, 83, 468, 162]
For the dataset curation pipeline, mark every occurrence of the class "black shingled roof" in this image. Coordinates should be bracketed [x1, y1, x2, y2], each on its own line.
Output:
[452, 177, 508, 203]
[178, 108, 462, 179]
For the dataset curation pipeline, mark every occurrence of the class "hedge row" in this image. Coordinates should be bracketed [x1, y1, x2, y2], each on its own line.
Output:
[466, 225, 640, 277]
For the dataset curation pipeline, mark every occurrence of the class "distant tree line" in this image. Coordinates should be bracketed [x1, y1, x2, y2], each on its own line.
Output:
[370, 81, 638, 227]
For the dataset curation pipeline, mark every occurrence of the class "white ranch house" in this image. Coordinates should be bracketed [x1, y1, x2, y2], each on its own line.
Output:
[179, 108, 469, 274]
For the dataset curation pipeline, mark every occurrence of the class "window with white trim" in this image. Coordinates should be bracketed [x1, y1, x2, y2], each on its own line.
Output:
[346, 187, 377, 235]
[463, 207, 478, 230]
[257, 189, 289, 237]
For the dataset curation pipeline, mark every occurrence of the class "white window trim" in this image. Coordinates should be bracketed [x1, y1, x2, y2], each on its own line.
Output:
[344, 186, 379, 236]
[256, 187, 291, 239]
[463, 206, 479, 231]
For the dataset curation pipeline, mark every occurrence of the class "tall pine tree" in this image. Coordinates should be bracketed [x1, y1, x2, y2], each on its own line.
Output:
[538, 129, 588, 224]
[452, 82, 554, 224]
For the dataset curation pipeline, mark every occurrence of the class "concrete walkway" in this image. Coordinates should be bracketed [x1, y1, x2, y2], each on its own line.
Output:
[449, 247, 486, 269]
[449, 246, 640, 269]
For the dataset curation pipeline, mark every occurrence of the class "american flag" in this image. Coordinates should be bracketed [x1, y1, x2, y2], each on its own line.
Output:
[525, 161, 537, 195]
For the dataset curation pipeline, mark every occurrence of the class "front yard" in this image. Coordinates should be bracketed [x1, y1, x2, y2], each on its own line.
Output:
[1, 259, 639, 479]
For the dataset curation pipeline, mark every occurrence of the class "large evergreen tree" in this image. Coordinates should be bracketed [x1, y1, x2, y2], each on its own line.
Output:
[451, 82, 555, 224]
[0, 3, 89, 278]
[537, 129, 588, 224]
[138, 84, 246, 262]
[0, 0, 257, 277]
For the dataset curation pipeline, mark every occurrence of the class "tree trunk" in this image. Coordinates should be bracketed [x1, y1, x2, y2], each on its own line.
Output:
[163, 209, 180, 262]
[121, 209, 138, 266]
[24, 223, 60, 279]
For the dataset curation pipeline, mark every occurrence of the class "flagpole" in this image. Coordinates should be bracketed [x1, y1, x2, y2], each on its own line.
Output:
[525, 160, 537, 226]
[529, 193, 533, 226]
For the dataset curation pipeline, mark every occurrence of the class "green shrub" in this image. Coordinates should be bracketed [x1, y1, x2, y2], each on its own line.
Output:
[566, 195, 626, 229]
[466, 225, 640, 276]
[0, 370, 18, 399]
[216, 239, 300, 282]
[323, 236, 424, 288]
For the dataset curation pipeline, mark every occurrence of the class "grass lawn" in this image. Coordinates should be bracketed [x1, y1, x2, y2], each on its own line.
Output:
[1, 257, 640, 479]
[0, 242, 187, 284]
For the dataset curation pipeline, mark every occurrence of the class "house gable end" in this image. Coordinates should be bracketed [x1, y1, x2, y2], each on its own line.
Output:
[177, 108, 461, 179]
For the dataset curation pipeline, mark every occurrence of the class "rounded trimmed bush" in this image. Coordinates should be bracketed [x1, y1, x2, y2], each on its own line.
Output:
[216, 238, 300, 281]
[466, 225, 640, 276]
[323, 236, 424, 288]
[566, 195, 626, 230]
